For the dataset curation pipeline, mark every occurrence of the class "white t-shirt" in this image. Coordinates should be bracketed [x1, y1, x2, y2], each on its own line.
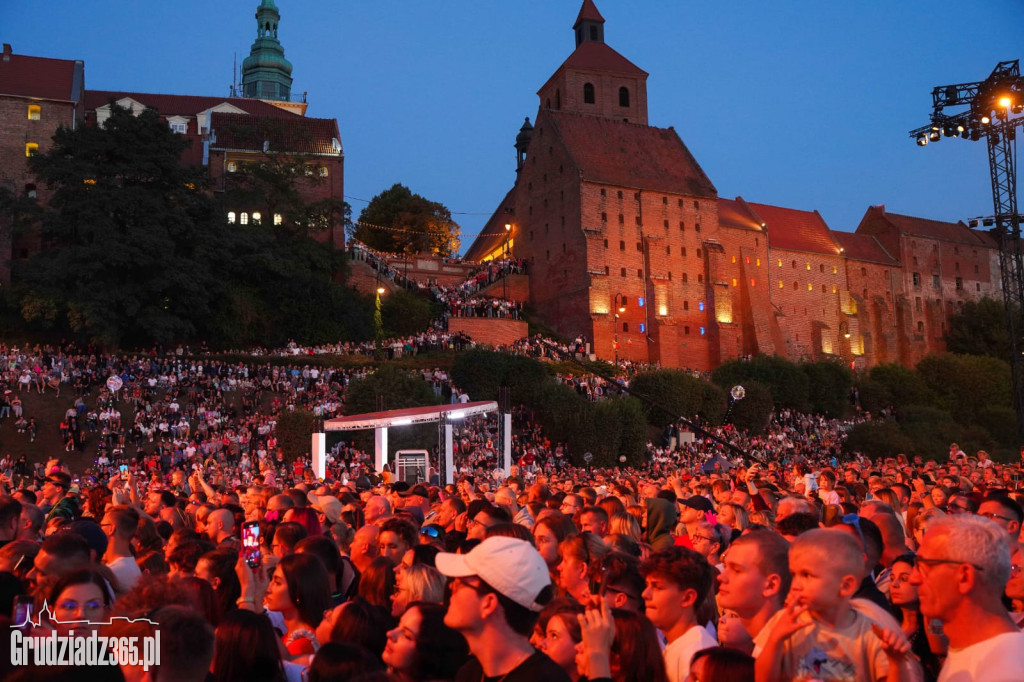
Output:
[663, 624, 717, 682]
[938, 631, 1024, 682]
[106, 555, 142, 592]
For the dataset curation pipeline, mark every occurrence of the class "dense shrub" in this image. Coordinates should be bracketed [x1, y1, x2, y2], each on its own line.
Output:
[713, 356, 811, 412]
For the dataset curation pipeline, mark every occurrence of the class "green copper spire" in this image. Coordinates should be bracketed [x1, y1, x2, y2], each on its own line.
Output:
[241, 0, 293, 101]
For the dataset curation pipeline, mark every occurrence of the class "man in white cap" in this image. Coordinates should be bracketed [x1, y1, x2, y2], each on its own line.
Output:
[436, 536, 570, 681]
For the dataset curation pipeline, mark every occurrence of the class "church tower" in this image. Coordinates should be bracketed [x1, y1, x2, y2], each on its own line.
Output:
[241, 0, 293, 102]
[537, 0, 649, 124]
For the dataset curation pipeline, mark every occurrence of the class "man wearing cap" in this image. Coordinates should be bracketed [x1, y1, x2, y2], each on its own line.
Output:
[40, 471, 78, 524]
[437, 536, 569, 682]
[678, 495, 714, 539]
[399, 484, 432, 519]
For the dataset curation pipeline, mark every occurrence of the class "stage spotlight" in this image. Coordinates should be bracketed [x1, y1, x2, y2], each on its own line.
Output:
[928, 130, 941, 142]
[943, 125, 955, 137]
[981, 115, 991, 124]
[969, 219, 980, 228]
[983, 218, 995, 227]
[916, 134, 928, 146]
[971, 130, 982, 141]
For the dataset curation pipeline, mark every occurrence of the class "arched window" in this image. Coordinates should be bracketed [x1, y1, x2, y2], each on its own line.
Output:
[619, 87, 630, 107]
[227, 212, 236, 224]
[25, 142, 38, 157]
[252, 212, 262, 224]
[27, 105, 41, 120]
[583, 83, 595, 104]
[240, 212, 249, 225]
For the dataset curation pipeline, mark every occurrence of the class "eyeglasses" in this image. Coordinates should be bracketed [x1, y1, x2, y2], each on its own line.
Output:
[690, 534, 714, 543]
[980, 511, 1015, 523]
[946, 502, 971, 513]
[452, 577, 491, 596]
[915, 556, 986, 574]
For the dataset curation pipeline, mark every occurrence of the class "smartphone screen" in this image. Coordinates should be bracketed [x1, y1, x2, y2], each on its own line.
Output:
[242, 522, 261, 569]
[12, 595, 33, 629]
[119, 464, 129, 480]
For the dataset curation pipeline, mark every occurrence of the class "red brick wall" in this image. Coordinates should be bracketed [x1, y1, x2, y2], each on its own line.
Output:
[538, 69, 648, 125]
[478, 274, 530, 302]
[766, 249, 847, 361]
[447, 318, 529, 348]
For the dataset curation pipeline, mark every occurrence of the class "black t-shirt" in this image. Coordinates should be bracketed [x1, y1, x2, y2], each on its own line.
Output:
[455, 650, 571, 682]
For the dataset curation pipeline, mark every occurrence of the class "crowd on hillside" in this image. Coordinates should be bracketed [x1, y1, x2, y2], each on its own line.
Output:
[1, 430, 1023, 681]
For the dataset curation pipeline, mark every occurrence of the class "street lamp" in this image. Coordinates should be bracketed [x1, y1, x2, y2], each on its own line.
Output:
[613, 293, 626, 364]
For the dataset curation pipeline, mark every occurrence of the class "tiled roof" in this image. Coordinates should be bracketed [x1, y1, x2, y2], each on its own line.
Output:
[718, 198, 764, 232]
[463, 186, 518, 262]
[0, 51, 82, 101]
[574, 0, 605, 27]
[83, 90, 295, 119]
[546, 110, 715, 198]
[557, 41, 647, 78]
[744, 200, 842, 257]
[830, 231, 899, 266]
[874, 207, 996, 247]
[209, 112, 341, 156]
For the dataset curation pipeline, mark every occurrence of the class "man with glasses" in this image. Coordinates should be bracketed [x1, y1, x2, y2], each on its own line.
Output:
[911, 514, 1024, 680]
[976, 493, 1022, 542]
[945, 494, 978, 515]
[560, 494, 583, 519]
[437, 535, 566, 681]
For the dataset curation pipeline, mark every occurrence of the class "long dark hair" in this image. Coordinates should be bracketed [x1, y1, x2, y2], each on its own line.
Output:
[407, 602, 469, 681]
[278, 552, 331, 629]
[358, 556, 396, 610]
[212, 609, 285, 682]
[611, 610, 667, 682]
[329, 596, 393, 657]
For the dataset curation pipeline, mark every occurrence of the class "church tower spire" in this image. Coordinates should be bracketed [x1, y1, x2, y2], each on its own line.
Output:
[241, 0, 293, 101]
[574, 0, 605, 47]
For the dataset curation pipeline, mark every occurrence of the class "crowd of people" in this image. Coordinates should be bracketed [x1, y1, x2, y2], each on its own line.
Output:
[2, 248, 1024, 680]
[1, 441, 1023, 681]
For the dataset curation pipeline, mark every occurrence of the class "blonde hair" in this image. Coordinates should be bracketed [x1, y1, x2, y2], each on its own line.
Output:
[402, 564, 446, 604]
[791, 529, 864, 582]
[608, 512, 642, 543]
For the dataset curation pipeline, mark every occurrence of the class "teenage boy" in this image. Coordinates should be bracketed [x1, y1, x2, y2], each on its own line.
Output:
[640, 546, 717, 682]
[756, 529, 915, 682]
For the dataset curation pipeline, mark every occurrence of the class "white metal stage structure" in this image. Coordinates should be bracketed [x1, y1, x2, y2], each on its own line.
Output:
[312, 401, 509, 484]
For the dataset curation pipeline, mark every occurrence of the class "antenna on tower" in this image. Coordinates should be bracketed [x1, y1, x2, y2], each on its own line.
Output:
[230, 52, 239, 97]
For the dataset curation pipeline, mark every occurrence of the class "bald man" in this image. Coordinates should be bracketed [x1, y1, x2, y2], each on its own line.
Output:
[364, 495, 392, 526]
[349, 524, 379, 573]
[205, 509, 237, 548]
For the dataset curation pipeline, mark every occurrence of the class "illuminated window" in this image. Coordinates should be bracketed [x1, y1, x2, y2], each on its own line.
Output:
[27, 105, 41, 120]
[808, 283, 813, 291]
[832, 285, 837, 293]
[319, 166, 328, 177]
[756, 258, 761, 267]
[732, 278, 738, 287]
[731, 256, 736, 264]
[700, 327, 706, 335]
[25, 142, 38, 157]
[832, 265, 838, 274]
[779, 280, 784, 289]
[228, 162, 237, 172]
[698, 301, 705, 312]
[777, 259, 782, 267]
[806, 262, 811, 270]
[751, 278, 756, 287]
[240, 212, 249, 225]
[274, 213, 283, 225]
[170, 122, 186, 134]
[227, 212, 236, 224]
[252, 212, 262, 224]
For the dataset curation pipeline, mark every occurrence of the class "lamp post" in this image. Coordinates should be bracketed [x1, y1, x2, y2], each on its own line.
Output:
[503, 223, 512, 301]
[613, 293, 626, 364]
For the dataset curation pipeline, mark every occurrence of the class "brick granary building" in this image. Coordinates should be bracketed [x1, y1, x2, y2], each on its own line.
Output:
[465, 0, 1001, 372]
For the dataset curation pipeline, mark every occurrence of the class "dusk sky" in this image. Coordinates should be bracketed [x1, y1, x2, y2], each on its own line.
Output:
[8, 1, 1023, 253]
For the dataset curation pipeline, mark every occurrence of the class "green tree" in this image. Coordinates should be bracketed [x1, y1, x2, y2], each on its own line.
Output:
[629, 369, 710, 429]
[343, 365, 442, 452]
[381, 289, 436, 337]
[276, 409, 322, 463]
[842, 420, 915, 460]
[354, 183, 460, 256]
[20, 104, 224, 348]
[801, 360, 853, 417]
[868, 363, 934, 408]
[712, 356, 810, 412]
[728, 382, 774, 434]
[915, 353, 1011, 424]
[944, 297, 1011, 360]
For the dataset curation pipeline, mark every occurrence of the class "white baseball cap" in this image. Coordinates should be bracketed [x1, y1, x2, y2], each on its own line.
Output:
[435, 536, 551, 612]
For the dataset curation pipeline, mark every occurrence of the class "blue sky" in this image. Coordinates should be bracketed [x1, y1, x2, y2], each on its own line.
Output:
[8, 1, 1023, 253]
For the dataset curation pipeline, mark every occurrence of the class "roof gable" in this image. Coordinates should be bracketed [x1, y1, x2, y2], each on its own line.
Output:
[556, 41, 647, 79]
[83, 90, 296, 119]
[574, 0, 605, 27]
[718, 198, 765, 233]
[874, 207, 994, 247]
[209, 112, 341, 156]
[830, 231, 899, 266]
[0, 51, 82, 102]
[744, 200, 841, 257]
[545, 110, 715, 198]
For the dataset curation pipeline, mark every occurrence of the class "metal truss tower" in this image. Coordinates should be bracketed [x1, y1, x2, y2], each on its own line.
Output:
[910, 61, 1024, 443]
